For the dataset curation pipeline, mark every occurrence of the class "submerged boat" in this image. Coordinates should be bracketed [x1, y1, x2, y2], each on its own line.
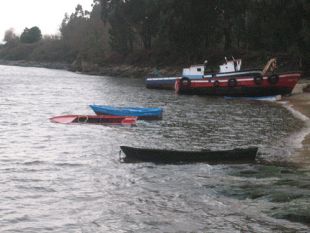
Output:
[50, 115, 137, 125]
[175, 58, 301, 97]
[89, 105, 163, 120]
[120, 146, 258, 163]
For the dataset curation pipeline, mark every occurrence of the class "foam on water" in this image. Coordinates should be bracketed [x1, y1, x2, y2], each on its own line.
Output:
[280, 100, 310, 149]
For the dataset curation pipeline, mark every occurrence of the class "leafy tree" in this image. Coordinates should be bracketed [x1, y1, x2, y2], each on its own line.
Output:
[3, 28, 18, 43]
[20, 26, 42, 43]
[2, 0, 310, 74]
[60, 3, 110, 63]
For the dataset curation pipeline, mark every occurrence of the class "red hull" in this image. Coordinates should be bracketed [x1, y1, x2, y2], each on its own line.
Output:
[175, 72, 301, 97]
[50, 115, 137, 126]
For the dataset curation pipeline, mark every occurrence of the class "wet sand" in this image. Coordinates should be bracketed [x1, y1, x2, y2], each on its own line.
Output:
[284, 81, 310, 166]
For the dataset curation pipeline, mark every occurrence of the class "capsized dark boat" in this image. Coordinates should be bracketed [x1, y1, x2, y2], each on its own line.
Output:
[120, 146, 258, 163]
[50, 115, 137, 125]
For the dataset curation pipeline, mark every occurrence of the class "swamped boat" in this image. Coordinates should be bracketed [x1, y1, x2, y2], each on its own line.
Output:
[120, 146, 258, 163]
[175, 58, 301, 97]
[50, 115, 137, 125]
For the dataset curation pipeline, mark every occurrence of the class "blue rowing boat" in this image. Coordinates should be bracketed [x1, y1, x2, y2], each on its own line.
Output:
[89, 105, 163, 120]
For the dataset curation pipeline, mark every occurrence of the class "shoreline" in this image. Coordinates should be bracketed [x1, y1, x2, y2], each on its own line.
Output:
[283, 81, 310, 167]
[0, 59, 179, 78]
[0, 59, 70, 70]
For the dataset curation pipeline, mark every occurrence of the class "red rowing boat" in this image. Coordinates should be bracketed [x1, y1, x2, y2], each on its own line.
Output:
[50, 115, 137, 126]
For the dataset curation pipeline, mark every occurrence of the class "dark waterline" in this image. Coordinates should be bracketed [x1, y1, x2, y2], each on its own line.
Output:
[0, 65, 309, 232]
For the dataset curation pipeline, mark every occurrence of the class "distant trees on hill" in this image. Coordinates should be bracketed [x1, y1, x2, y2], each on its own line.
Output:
[99, 0, 310, 66]
[60, 3, 109, 63]
[20, 27, 42, 43]
[0, 0, 309, 73]
[4, 28, 18, 44]
[98, 0, 310, 72]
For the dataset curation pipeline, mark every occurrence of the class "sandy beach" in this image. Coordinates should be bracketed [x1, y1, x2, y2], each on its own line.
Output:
[285, 80, 310, 167]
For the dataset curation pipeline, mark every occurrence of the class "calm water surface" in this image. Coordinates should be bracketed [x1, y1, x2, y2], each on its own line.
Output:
[0, 65, 309, 232]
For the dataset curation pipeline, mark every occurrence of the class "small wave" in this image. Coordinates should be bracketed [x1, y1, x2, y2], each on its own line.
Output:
[280, 101, 310, 149]
[22, 160, 48, 166]
[8, 215, 31, 224]
[54, 162, 85, 167]
[15, 185, 56, 193]
[281, 101, 309, 122]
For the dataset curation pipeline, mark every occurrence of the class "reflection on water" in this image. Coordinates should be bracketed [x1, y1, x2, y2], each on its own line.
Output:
[0, 65, 309, 232]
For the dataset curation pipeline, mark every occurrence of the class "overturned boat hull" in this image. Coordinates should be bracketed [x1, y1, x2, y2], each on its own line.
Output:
[120, 146, 258, 163]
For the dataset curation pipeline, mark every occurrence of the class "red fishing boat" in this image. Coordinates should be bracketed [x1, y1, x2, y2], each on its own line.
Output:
[175, 58, 301, 97]
[50, 115, 137, 126]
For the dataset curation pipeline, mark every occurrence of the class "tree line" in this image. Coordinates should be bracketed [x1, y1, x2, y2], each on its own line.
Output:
[0, 0, 309, 73]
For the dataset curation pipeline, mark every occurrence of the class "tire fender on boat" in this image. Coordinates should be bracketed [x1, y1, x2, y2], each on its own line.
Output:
[174, 79, 180, 93]
[253, 74, 263, 85]
[228, 78, 237, 87]
[268, 74, 279, 85]
[180, 77, 191, 89]
[213, 80, 220, 87]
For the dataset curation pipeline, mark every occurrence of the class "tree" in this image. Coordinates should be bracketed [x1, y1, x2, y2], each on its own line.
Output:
[20, 26, 42, 43]
[3, 28, 18, 43]
[60, 3, 110, 63]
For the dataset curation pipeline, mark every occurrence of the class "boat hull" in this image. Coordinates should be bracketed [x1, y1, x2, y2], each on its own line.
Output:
[89, 105, 163, 120]
[50, 115, 137, 125]
[120, 146, 258, 164]
[175, 72, 301, 97]
[145, 76, 179, 90]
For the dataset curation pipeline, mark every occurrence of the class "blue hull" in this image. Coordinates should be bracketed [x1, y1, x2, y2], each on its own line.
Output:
[89, 105, 163, 120]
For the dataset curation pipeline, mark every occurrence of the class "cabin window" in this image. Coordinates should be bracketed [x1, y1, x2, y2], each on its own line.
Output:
[197, 68, 201, 72]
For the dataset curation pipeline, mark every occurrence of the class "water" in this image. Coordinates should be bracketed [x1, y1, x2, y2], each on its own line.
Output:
[0, 65, 309, 232]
